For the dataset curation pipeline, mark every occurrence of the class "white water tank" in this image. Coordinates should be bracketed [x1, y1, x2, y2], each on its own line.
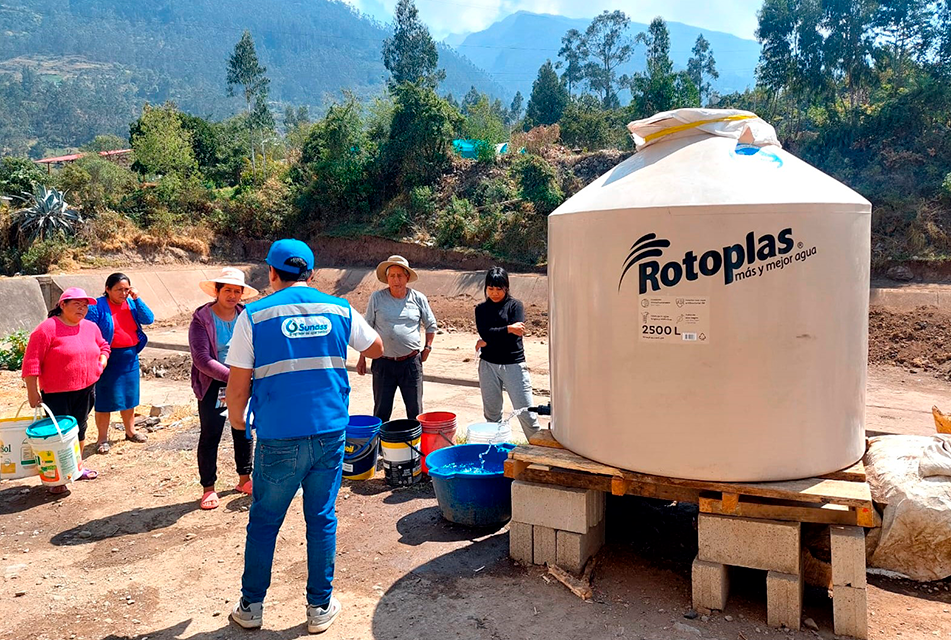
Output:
[548, 109, 871, 482]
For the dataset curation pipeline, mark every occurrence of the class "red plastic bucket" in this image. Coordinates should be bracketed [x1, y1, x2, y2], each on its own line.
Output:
[417, 411, 457, 473]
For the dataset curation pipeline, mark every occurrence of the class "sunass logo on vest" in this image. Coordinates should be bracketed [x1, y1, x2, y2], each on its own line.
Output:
[281, 316, 332, 338]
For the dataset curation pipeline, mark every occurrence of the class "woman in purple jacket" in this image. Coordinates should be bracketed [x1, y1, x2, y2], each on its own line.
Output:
[189, 267, 258, 510]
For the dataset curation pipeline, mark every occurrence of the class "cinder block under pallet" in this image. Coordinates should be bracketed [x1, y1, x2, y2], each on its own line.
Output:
[506, 431, 874, 638]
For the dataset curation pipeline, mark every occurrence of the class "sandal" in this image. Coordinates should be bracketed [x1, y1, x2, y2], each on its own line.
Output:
[48, 485, 69, 495]
[76, 467, 99, 481]
[235, 480, 253, 495]
[96, 441, 111, 454]
[200, 490, 219, 510]
[125, 432, 148, 443]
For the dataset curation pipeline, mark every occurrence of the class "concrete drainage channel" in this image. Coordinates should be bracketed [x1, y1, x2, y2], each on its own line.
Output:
[0, 265, 947, 336]
[146, 338, 486, 390]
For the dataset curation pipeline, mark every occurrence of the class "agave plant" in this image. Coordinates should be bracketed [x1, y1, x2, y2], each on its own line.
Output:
[15, 185, 83, 243]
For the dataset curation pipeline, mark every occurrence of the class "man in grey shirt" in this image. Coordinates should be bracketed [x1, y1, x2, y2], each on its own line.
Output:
[357, 255, 437, 421]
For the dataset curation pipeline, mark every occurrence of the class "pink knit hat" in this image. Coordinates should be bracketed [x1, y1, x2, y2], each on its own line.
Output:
[58, 287, 97, 305]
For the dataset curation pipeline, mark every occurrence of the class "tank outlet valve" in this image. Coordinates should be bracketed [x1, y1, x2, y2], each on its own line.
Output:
[527, 404, 551, 416]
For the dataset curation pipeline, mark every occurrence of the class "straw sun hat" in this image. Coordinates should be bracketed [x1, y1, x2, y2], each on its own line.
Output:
[199, 267, 259, 300]
[375, 255, 418, 284]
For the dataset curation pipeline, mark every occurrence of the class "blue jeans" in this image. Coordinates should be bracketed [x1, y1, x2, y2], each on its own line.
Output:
[241, 431, 346, 607]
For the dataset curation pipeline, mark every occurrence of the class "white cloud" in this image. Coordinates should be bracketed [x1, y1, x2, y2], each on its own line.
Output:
[346, 0, 763, 40]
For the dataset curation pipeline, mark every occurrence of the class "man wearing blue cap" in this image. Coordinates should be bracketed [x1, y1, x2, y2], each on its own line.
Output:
[225, 238, 383, 633]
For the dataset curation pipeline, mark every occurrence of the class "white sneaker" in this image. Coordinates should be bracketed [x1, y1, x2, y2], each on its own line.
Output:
[306, 596, 341, 633]
[231, 598, 263, 629]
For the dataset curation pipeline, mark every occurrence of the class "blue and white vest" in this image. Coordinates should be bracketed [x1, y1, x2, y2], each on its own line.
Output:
[246, 285, 353, 439]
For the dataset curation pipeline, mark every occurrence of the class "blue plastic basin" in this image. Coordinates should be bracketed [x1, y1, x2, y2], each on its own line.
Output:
[425, 443, 516, 526]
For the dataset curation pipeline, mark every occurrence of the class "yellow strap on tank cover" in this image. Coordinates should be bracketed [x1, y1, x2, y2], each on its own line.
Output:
[641, 114, 757, 143]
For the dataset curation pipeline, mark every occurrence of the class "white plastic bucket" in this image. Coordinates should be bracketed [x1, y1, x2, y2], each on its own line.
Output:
[0, 403, 38, 479]
[26, 404, 81, 488]
[466, 422, 511, 445]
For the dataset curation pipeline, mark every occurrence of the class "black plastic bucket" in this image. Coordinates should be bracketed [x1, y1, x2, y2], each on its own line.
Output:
[379, 419, 423, 486]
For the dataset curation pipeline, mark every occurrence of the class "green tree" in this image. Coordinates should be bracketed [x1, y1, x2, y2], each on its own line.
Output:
[512, 155, 563, 215]
[559, 95, 610, 150]
[874, 0, 935, 91]
[582, 11, 633, 108]
[226, 30, 270, 177]
[284, 105, 310, 131]
[509, 91, 524, 125]
[130, 103, 196, 176]
[628, 18, 689, 115]
[177, 113, 220, 179]
[284, 105, 312, 154]
[381, 82, 462, 190]
[382, 0, 445, 89]
[251, 96, 276, 172]
[938, 0, 951, 76]
[755, 0, 829, 131]
[462, 95, 507, 144]
[822, 0, 875, 109]
[56, 156, 137, 213]
[81, 134, 129, 153]
[687, 35, 719, 106]
[210, 116, 252, 186]
[0, 157, 46, 198]
[298, 96, 374, 221]
[557, 28, 587, 96]
[525, 61, 569, 128]
[461, 86, 481, 115]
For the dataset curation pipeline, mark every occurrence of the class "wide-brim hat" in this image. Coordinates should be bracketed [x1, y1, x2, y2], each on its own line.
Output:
[199, 267, 259, 300]
[375, 255, 418, 284]
[58, 287, 96, 305]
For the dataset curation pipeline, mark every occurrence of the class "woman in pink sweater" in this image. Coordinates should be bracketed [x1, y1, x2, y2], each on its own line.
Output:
[22, 287, 111, 493]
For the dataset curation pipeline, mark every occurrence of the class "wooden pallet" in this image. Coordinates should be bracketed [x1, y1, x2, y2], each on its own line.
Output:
[509, 429, 880, 528]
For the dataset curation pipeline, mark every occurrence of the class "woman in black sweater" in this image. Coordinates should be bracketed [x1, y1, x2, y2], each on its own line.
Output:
[474, 267, 541, 440]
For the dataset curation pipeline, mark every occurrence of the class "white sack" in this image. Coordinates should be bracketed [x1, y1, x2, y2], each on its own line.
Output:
[865, 434, 951, 581]
[627, 108, 781, 151]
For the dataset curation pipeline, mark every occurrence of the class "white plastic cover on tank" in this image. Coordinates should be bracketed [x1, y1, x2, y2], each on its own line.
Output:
[548, 108, 871, 482]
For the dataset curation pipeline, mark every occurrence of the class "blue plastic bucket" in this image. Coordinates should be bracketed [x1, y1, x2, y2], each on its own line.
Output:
[343, 415, 382, 480]
[426, 443, 516, 526]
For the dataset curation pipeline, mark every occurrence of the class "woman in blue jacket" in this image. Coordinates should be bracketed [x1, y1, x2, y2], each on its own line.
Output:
[85, 272, 154, 453]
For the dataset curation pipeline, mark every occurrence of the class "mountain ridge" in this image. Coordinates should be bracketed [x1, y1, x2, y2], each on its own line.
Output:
[0, 0, 503, 121]
[446, 10, 761, 101]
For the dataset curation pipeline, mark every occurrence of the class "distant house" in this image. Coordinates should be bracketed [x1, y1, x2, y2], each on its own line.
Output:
[34, 148, 132, 174]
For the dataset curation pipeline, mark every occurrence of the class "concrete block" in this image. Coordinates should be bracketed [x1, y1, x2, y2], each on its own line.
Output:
[511, 480, 604, 534]
[698, 514, 801, 574]
[766, 570, 802, 630]
[831, 526, 867, 588]
[509, 522, 533, 565]
[691, 557, 729, 612]
[833, 585, 868, 639]
[0, 277, 47, 335]
[533, 525, 556, 566]
[556, 518, 606, 573]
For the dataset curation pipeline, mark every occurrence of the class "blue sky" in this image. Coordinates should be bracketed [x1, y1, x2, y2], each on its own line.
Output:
[345, 0, 764, 41]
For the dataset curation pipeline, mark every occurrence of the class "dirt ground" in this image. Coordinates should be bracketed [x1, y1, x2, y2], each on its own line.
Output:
[4, 305, 951, 640]
[869, 306, 951, 379]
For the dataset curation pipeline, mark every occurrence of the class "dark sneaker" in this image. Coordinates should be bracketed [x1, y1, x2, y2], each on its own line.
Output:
[306, 596, 340, 633]
[231, 598, 263, 629]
